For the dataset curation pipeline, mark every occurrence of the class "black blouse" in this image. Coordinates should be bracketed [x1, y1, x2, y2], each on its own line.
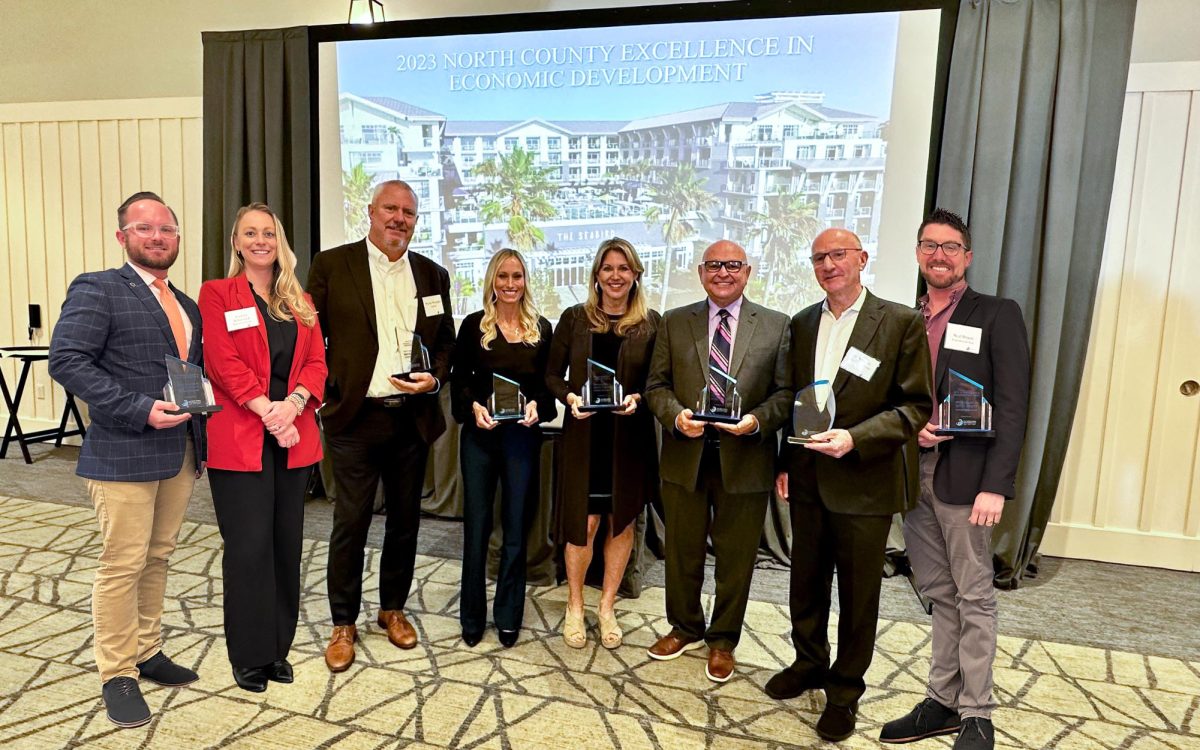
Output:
[250, 285, 297, 401]
[450, 310, 558, 426]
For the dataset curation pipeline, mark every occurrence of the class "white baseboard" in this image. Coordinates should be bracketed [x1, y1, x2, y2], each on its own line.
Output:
[1042, 522, 1199, 572]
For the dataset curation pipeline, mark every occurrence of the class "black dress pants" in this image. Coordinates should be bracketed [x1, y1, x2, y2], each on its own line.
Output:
[209, 434, 311, 668]
[787, 498, 891, 708]
[325, 402, 429, 625]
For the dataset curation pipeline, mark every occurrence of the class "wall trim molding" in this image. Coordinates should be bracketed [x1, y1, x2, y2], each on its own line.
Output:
[0, 97, 202, 123]
[1042, 523, 1199, 572]
[1126, 61, 1200, 92]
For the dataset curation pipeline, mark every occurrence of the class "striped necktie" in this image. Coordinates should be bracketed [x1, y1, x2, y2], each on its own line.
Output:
[151, 278, 189, 359]
[708, 309, 732, 405]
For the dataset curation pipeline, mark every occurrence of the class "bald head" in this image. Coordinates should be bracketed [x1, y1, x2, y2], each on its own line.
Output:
[698, 240, 751, 307]
[811, 227, 867, 303]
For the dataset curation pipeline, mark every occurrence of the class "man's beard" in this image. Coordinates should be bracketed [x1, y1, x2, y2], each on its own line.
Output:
[126, 241, 179, 270]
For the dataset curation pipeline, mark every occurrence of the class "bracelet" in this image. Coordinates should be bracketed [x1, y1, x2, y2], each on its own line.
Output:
[287, 392, 306, 415]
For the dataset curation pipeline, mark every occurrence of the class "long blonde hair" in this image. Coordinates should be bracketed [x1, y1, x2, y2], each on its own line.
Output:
[227, 203, 316, 328]
[585, 237, 651, 337]
[480, 248, 541, 350]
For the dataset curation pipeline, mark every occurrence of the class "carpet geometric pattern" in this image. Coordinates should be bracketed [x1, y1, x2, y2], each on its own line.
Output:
[0, 495, 1197, 750]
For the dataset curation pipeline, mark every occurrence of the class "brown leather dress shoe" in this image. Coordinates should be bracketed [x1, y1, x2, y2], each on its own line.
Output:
[377, 610, 418, 649]
[706, 648, 735, 683]
[325, 625, 357, 673]
[646, 631, 704, 661]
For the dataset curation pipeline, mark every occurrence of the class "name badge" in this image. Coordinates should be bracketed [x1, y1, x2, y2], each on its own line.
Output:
[945, 323, 982, 354]
[225, 307, 258, 332]
[840, 346, 880, 382]
[422, 294, 445, 317]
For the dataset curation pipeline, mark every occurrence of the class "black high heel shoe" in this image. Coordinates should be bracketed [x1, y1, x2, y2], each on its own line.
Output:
[232, 665, 269, 693]
[498, 629, 519, 648]
[267, 659, 293, 683]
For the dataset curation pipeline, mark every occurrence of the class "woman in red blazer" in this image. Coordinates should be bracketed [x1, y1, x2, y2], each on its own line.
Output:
[199, 203, 326, 693]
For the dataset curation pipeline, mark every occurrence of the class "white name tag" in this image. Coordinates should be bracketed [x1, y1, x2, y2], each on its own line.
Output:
[422, 295, 445, 317]
[945, 323, 982, 354]
[840, 346, 880, 382]
[225, 307, 258, 332]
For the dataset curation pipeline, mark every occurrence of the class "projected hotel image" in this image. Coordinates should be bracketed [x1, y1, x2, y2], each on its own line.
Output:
[337, 90, 885, 317]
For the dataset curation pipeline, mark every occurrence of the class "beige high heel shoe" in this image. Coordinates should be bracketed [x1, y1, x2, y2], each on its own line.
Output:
[563, 607, 587, 648]
[597, 609, 622, 649]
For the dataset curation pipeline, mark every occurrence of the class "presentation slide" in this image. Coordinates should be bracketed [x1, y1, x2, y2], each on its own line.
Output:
[317, 8, 943, 319]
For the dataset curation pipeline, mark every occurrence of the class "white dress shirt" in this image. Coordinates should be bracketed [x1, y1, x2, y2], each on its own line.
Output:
[813, 286, 868, 407]
[365, 239, 418, 398]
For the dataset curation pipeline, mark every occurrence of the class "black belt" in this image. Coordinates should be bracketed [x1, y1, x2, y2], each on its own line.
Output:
[365, 395, 408, 408]
[919, 446, 937, 454]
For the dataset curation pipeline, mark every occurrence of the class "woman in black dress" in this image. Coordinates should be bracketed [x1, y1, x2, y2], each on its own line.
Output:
[547, 238, 659, 649]
[451, 248, 557, 648]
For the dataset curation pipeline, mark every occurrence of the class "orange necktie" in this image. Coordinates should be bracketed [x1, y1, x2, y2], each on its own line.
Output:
[152, 278, 189, 359]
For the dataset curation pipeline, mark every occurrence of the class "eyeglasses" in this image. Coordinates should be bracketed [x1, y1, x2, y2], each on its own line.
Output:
[917, 240, 966, 256]
[701, 260, 746, 273]
[810, 247, 860, 265]
[122, 222, 181, 240]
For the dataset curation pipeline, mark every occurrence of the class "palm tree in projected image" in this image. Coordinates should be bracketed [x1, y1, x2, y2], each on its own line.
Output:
[643, 163, 715, 310]
[475, 147, 558, 253]
[618, 158, 655, 202]
[343, 162, 374, 242]
[749, 189, 826, 312]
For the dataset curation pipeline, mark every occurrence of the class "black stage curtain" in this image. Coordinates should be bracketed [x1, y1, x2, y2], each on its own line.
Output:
[201, 27, 312, 283]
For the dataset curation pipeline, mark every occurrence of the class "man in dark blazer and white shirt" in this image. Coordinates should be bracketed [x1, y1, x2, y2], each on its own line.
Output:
[645, 240, 791, 683]
[770, 228, 932, 742]
[879, 210, 1029, 750]
[307, 180, 455, 672]
[49, 192, 206, 728]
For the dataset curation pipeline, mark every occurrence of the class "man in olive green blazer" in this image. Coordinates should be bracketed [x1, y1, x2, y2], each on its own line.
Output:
[644, 240, 791, 683]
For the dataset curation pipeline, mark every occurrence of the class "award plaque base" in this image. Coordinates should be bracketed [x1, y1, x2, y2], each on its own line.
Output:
[165, 404, 223, 416]
[933, 428, 995, 438]
[491, 413, 525, 423]
[579, 403, 623, 413]
[693, 412, 741, 425]
[786, 435, 828, 444]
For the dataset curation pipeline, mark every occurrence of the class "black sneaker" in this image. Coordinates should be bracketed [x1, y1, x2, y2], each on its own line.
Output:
[136, 651, 198, 687]
[953, 717, 994, 750]
[880, 698, 961, 743]
[101, 676, 151, 728]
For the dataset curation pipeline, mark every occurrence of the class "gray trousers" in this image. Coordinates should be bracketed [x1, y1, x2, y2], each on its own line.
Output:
[903, 452, 997, 719]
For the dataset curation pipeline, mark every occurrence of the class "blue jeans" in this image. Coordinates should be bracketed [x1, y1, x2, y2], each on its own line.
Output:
[459, 423, 541, 633]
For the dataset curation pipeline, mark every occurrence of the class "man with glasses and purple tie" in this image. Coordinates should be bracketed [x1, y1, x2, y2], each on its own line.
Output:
[644, 240, 791, 684]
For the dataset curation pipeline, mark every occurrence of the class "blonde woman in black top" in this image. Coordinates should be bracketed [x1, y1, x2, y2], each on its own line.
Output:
[450, 249, 557, 648]
[547, 238, 659, 649]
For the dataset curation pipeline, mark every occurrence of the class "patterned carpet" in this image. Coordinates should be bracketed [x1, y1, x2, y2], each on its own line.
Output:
[0, 495, 1197, 750]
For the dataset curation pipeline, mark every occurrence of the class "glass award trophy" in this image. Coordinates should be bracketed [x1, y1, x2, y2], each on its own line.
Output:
[488, 373, 526, 422]
[580, 359, 624, 412]
[694, 365, 742, 424]
[392, 329, 431, 382]
[934, 369, 995, 437]
[162, 355, 222, 415]
[788, 380, 835, 444]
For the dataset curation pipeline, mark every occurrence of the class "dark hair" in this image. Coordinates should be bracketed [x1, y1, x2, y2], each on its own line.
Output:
[117, 191, 179, 227]
[918, 208, 971, 249]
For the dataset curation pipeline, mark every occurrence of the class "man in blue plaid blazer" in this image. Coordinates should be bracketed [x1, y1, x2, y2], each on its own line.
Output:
[49, 192, 207, 728]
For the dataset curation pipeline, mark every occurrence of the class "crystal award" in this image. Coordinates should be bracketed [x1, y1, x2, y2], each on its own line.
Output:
[392, 329, 431, 381]
[694, 365, 742, 424]
[934, 369, 995, 437]
[162, 355, 223, 415]
[788, 380, 835, 444]
[488, 373, 526, 422]
[580, 359, 623, 412]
